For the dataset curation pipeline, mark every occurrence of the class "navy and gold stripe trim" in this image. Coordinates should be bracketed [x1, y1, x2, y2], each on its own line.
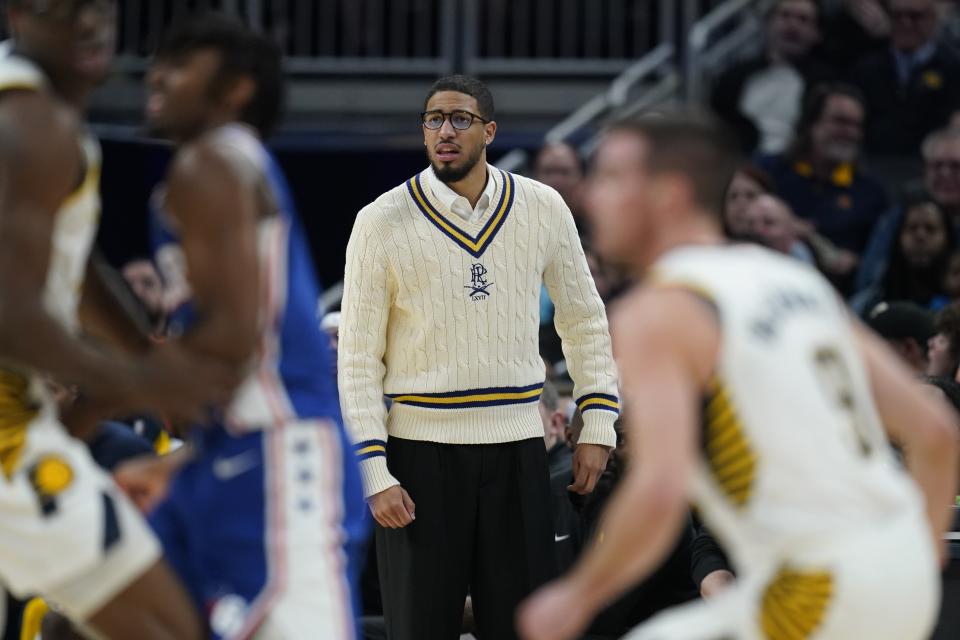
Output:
[354, 439, 387, 461]
[387, 382, 543, 409]
[576, 393, 620, 414]
[406, 168, 515, 258]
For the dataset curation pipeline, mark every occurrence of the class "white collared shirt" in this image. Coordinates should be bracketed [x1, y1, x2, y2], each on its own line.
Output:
[426, 165, 496, 224]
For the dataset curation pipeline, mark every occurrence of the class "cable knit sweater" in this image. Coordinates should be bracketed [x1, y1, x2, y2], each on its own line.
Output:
[339, 164, 619, 497]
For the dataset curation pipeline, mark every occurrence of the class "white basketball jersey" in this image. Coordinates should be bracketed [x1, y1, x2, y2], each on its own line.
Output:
[652, 244, 921, 573]
[0, 51, 101, 422]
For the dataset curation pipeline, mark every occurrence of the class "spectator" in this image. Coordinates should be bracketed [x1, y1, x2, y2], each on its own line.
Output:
[817, 0, 890, 73]
[939, 249, 960, 306]
[864, 300, 936, 374]
[541, 378, 573, 478]
[853, 0, 960, 155]
[691, 523, 734, 600]
[755, 83, 887, 266]
[533, 142, 587, 233]
[743, 193, 816, 262]
[121, 257, 167, 335]
[928, 301, 960, 377]
[852, 190, 955, 312]
[857, 127, 960, 291]
[723, 164, 776, 240]
[710, 0, 832, 154]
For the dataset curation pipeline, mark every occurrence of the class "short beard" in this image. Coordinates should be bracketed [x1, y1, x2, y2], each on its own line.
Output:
[428, 143, 485, 183]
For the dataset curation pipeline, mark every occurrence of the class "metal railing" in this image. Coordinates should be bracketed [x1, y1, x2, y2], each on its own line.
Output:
[114, 0, 457, 75]
[685, 0, 774, 102]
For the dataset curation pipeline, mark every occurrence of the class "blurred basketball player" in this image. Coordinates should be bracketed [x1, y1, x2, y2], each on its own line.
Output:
[0, 1, 235, 638]
[518, 114, 959, 639]
[115, 15, 366, 639]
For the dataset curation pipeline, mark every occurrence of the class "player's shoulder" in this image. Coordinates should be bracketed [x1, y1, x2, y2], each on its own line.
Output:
[354, 179, 419, 228]
[173, 128, 263, 188]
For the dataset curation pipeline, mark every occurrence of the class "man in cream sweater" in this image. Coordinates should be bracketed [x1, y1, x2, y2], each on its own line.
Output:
[339, 74, 619, 640]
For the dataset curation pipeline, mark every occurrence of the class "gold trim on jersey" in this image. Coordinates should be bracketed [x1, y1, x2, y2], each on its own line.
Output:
[703, 377, 757, 510]
[60, 157, 101, 211]
[759, 565, 834, 639]
[0, 370, 39, 478]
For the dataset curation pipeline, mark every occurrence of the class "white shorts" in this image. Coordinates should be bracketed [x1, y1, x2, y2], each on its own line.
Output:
[0, 409, 160, 621]
[626, 510, 940, 640]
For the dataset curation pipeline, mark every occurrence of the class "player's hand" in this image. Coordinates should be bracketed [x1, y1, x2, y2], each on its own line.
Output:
[369, 485, 415, 528]
[114, 453, 173, 513]
[699, 569, 735, 599]
[125, 344, 240, 423]
[517, 579, 592, 640]
[568, 443, 610, 495]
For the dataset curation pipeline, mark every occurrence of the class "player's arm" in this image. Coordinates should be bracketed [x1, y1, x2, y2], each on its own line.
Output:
[78, 249, 154, 353]
[518, 289, 717, 640]
[854, 322, 959, 547]
[0, 93, 142, 395]
[163, 142, 261, 370]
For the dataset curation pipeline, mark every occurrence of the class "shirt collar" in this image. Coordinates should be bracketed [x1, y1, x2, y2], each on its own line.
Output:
[894, 40, 937, 69]
[426, 164, 497, 217]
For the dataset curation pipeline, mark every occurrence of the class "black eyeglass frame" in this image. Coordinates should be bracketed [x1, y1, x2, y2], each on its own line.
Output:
[420, 109, 490, 131]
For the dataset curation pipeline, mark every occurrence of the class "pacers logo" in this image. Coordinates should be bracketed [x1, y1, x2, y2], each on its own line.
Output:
[465, 263, 494, 301]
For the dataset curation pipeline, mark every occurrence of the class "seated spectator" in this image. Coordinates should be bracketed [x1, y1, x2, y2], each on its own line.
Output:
[533, 142, 587, 235]
[691, 522, 734, 600]
[743, 193, 816, 263]
[816, 0, 890, 73]
[852, 190, 955, 312]
[864, 300, 936, 374]
[540, 378, 573, 479]
[928, 301, 960, 377]
[121, 257, 167, 335]
[853, 0, 960, 155]
[755, 83, 888, 272]
[937, 249, 960, 308]
[710, 0, 832, 154]
[723, 164, 776, 240]
[858, 127, 960, 290]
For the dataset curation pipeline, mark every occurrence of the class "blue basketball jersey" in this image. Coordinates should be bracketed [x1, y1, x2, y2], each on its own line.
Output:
[150, 124, 341, 430]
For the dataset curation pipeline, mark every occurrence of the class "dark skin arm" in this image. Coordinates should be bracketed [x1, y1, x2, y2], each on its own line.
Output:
[0, 91, 235, 432]
[163, 139, 261, 376]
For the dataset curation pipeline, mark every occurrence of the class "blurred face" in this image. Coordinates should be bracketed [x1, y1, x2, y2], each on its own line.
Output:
[147, 48, 223, 141]
[534, 144, 584, 211]
[900, 203, 948, 268]
[767, 0, 819, 60]
[746, 194, 796, 253]
[944, 253, 960, 297]
[925, 137, 960, 207]
[724, 171, 766, 236]
[586, 132, 655, 268]
[7, 0, 117, 86]
[122, 259, 164, 317]
[422, 91, 496, 183]
[810, 95, 864, 164]
[927, 332, 956, 376]
[889, 0, 938, 53]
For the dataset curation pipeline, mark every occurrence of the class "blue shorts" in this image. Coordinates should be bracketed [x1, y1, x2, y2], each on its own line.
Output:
[150, 419, 368, 640]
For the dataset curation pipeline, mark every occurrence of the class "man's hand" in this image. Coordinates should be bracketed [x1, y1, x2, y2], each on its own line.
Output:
[369, 485, 416, 528]
[699, 569, 735, 599]
[568, 443, 610, 495]
[517, 578, 593, 640]
[114, 453, 176, 513]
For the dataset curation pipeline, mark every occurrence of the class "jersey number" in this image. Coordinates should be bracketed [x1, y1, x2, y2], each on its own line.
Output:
[813, 347, 875, 457]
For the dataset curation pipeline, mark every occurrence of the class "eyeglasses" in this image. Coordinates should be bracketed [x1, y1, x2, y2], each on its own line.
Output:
[421, 110, 489, 131]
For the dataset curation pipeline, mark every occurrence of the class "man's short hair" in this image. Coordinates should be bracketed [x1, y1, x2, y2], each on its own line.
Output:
[156, 13, 284, 138]
[424, 74, 495, 122]
[935, 302, 960, 364]
[922, 127, 960, 160]
[606, 111, 741, 216]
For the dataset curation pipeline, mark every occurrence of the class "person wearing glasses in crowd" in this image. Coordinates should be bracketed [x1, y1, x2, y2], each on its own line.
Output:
[339, 74, 620, 640]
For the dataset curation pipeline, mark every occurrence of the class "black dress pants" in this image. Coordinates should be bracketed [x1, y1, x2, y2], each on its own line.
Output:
[376, 437, 557, 640]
